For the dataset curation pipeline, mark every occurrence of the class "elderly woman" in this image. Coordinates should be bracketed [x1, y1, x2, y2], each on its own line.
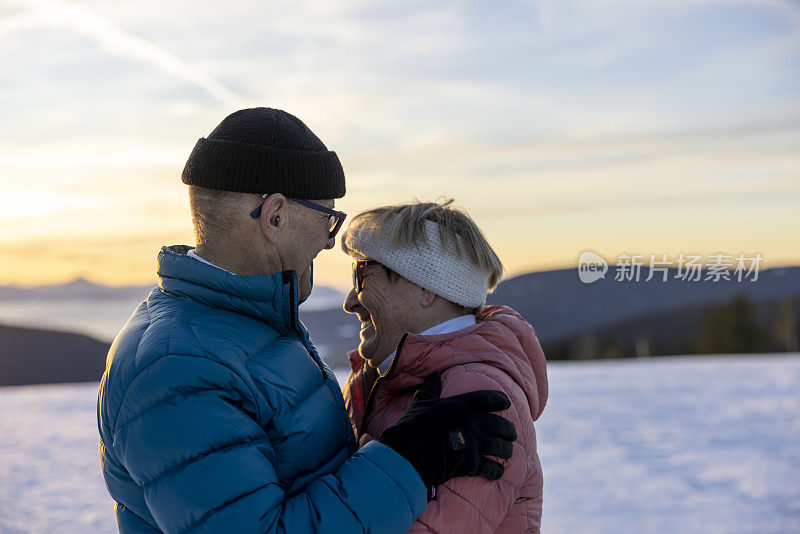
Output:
[341, 199, 548, 533]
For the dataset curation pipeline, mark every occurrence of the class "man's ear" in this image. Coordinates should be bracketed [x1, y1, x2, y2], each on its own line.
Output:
[419, 287, 437, 308]
[256, 193, 288, 243]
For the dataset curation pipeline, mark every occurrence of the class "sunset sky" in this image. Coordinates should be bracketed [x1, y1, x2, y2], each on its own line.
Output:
[1, 0, 798, 290]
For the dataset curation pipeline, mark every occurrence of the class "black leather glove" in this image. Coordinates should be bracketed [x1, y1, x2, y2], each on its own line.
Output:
[379, 371, 517, 491]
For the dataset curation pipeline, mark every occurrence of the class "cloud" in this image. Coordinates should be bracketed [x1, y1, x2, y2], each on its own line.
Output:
[0, 13, 38, 37]
[5, 0, 246, 107]
[1, 0, 798, 284]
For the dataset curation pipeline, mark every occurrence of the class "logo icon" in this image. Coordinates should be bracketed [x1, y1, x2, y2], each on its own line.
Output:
[578, 251, 608, 284]
[448, 430, 468, 451]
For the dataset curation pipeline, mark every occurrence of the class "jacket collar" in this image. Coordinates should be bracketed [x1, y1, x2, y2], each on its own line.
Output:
[386, 322, 485, 386]
[348, 306, 548, 428]
[156, 245, 300, 336]
[352, 307, 527, 392]
[347, 320, 487, 397]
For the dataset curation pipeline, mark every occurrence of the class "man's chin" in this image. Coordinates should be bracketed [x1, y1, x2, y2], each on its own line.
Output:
[298, 282, 312, 303]
[298, 265, 313, 302]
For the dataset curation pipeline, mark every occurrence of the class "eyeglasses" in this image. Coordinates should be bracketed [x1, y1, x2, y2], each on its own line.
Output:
[352, 259, 382, 293]
[250, 195, 347, 239]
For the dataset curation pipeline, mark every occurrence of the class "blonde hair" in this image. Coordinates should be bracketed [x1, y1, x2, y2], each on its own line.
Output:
[343, 199, 504, 290]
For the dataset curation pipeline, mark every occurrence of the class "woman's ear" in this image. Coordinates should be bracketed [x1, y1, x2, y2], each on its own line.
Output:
[418, 287, 437, 308]
[256, 193, 288, 243]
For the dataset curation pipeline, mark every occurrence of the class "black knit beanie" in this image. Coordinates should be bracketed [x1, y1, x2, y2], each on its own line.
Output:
[181, 107, 345, 199]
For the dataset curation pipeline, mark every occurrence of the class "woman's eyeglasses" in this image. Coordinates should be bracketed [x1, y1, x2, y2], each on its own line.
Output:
[352, 259, 382, 293]
[250, 195, 347, 239]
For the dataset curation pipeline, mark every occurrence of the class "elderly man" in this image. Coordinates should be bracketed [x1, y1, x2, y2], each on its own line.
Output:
[97, 108, 517, 534]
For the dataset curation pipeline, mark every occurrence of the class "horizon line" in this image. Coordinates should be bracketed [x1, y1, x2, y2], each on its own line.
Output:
[2, 263, 799, 291]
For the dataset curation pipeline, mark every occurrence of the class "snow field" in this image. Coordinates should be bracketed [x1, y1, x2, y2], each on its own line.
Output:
[1, 355, 798, 533]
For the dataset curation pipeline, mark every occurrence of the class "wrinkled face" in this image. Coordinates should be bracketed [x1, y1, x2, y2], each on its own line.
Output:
[285, 199, 337, 301]
[343, 261, 420, 368]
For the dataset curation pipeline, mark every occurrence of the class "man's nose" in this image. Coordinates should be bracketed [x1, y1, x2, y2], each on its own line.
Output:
[323, 236, 336, 250]
[343, 287, 359, 314]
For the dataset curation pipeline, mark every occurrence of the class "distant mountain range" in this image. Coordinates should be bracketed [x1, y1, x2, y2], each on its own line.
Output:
[0, 278, 156, 301]
[1, 266, 798, 386]
[0, 278, 346, 311]
[299, 266, 800, 367]
[487, 266, 799, 342]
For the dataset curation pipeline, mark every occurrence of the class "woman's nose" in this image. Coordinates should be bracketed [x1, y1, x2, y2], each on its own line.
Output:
[343, 287, 359, 313]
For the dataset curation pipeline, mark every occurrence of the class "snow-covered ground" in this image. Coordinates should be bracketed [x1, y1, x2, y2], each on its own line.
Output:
[1, 354, 798, 533]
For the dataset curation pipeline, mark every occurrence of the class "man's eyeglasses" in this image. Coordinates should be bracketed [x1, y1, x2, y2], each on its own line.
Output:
[352, 259, 382, 293]
[250, 195, 347, 239]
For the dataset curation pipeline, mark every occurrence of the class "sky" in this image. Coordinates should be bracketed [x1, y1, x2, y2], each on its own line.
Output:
[0, 0, 798, 290]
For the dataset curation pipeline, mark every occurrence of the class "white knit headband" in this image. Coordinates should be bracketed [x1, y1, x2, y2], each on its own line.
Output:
[343, 217, 491, 308]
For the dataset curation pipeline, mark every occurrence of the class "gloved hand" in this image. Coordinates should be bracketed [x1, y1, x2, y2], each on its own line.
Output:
[379, 371, 517, 491]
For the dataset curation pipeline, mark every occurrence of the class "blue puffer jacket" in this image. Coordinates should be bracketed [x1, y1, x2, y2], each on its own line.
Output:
[97, 245, 426, 533]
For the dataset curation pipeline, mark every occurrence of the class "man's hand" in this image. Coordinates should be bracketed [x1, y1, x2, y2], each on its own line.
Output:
[379, 371, 517, 490]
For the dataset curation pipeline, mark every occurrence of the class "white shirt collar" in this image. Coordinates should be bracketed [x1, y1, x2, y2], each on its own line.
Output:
[418, 314, 476, 337]
[378, 314, 476, 374]
[187, 248, 234, 274]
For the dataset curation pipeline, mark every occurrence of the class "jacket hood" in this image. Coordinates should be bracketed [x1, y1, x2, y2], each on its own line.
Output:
[350, 305, 548, 421]
[157, 245, 302, 337]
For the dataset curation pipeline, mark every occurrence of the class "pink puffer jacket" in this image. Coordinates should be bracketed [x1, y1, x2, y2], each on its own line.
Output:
[344, 305, 548, 533]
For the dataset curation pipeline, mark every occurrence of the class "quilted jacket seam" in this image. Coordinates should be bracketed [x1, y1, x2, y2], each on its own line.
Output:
[452, 367, 529, 459]
[142, 435, 267, 488]
[361, 448, 419, 519]
[113, 309, 267, 431]
[113, 353, 262, 433]
[111, 303, 154, 431]
[179, 479, 275, 534]
[480, 321, 533, 398]
[182, 314, 266, 423]
[437, 485, 495, 529]
[115, 386, 231, 432]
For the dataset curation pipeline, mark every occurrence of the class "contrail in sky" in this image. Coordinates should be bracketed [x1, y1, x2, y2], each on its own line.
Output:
[2, 0, 246, 107]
